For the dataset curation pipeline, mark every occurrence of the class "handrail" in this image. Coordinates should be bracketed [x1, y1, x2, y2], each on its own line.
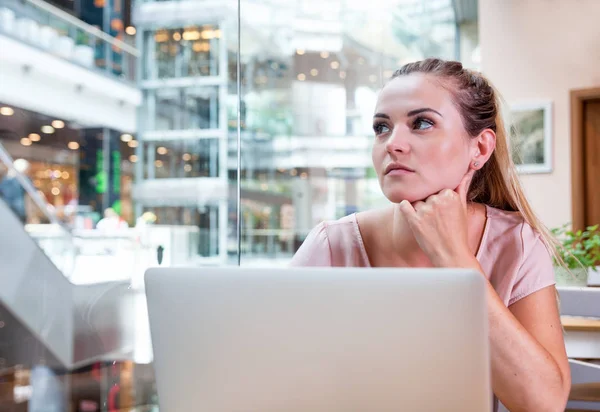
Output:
[23, 0, 140, 57]
[0, 136, 68, 230]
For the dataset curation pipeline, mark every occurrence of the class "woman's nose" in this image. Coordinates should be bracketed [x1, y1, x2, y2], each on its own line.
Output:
[385, 130, 411, 153]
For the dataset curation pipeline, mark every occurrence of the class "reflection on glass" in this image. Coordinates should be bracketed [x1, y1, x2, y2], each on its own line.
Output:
[239, 0, 458, 265]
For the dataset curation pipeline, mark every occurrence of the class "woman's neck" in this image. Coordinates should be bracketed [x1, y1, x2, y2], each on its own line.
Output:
[389, 205, 432, 267]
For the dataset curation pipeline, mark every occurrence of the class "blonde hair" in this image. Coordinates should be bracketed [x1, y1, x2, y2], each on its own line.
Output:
[391, 59, 564, 267]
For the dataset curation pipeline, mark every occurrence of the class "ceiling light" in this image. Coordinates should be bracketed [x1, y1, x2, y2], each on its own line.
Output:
[126, 26, 136, 36]
[155, 160, 163, 168]
[183, 30, 201, 41]
[51, 187, 60, 196]
[29, 133, 41, 142]
[200, 28, 220, 40]
[51, 120, 65, 129]
[290, 169, 298, 176]
[129, 155, 138, 163]
[182, 153, 191, 161]
[184, 164, 192, 172]
[61, 171, 70, 179]
[67, 141, 80, 150]
[157, 146, 168, 155]
[320, 51, 329, 59]
[173, 32, 181, 41]
[120, 133, 133, 142]
[41, 125, 55, 134]
[300, 172, 308, 179]
[52, 170, 61, 179]
[128, 140, 138, 148]
[0, 107, 14, 116]
[310, 69, 318, 76]
[330, 61, 340, 69]
[20, 137, 32, 146]
[296, 49, 305, 55]
[297, 73, 306, 81]
[200, 30, 215, 40]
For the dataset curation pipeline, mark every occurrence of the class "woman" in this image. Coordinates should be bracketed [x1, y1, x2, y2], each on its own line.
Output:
[291, 59, 570, 411]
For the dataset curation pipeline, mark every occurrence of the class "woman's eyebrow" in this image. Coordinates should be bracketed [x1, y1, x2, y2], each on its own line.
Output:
[373, 113, 390, 119]
[407, 108, 443, 117]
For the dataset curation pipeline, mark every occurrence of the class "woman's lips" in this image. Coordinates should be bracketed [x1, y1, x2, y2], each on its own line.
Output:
[386, 168, 415, 176]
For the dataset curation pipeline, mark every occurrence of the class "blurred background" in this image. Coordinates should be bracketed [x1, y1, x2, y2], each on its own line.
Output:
[0, 0, 599, 410]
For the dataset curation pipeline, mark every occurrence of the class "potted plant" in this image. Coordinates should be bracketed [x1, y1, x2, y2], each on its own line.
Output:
[551, 224, 600, 287]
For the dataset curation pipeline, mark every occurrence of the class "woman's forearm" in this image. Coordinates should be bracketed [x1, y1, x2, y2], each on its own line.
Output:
[443, 256, 569, 411]
[484, 280, 567, 411]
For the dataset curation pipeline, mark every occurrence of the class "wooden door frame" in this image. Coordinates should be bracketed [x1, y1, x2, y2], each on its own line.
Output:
[570, 87, 600, 230]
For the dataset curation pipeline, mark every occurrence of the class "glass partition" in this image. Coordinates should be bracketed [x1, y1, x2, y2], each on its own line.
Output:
[0, 0, 467, 410]
[238, 0, 458, 266]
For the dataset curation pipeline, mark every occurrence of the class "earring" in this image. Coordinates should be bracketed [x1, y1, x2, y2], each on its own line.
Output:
[473, 161, 480, 168]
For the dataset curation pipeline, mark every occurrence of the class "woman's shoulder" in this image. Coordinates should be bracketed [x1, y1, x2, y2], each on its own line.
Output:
[485, 204, 542, 250]
[482, 204, 555, 306]
[314, 213, 365, 252]
[289, 214, 369, 267]
[303, 214, 360, 243]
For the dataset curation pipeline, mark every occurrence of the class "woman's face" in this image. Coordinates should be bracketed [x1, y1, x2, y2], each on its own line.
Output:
[372, 73, 476, 203]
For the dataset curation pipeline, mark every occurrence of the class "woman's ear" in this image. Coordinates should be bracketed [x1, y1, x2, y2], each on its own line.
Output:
[470, 129, 496, 170]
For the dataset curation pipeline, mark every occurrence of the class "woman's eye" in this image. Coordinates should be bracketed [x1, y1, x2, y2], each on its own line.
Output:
[413, 118, 434, 130]
[373, 123, 390, 135]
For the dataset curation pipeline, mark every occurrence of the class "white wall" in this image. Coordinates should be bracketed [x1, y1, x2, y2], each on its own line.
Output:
[0, 34, 141, 132]
[479, 0, 600, 228]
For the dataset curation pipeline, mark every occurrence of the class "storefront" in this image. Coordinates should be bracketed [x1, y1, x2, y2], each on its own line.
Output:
[0, 103, 136, 225]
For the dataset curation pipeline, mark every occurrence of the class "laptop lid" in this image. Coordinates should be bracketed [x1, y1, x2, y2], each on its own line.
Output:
[145, 267, 491, 412]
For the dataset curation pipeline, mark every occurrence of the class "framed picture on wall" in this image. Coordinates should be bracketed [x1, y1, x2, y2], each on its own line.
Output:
[508, 101, 553, 174]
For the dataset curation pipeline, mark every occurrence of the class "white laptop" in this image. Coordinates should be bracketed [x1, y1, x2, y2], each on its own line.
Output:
[145, 267, 491, 412]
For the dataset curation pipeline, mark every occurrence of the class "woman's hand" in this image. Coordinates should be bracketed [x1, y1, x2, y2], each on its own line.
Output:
[399, 170, 477, 268]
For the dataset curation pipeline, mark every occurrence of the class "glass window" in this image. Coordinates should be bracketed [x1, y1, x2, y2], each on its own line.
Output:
[144, 25, 222, 80]
[146, 86, 221, 131]
[142, 139, 220, 179]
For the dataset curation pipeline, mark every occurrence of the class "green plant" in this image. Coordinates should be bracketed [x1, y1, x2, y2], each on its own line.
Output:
[551, 224, 600, 270]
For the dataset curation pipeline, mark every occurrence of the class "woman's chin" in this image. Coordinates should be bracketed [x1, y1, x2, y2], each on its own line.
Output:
[382, 189, 433, 204]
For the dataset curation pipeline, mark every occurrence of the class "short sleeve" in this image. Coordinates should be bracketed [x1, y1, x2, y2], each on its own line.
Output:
[508, 235, 556, 306]
[289, 222, 332, 267]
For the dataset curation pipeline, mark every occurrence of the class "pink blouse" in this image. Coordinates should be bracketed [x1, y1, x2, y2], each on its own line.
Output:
[290, 204, 556, 307]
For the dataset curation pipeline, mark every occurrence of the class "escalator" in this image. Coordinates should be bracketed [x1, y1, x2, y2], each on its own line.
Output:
[0, 143, 143, 409]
